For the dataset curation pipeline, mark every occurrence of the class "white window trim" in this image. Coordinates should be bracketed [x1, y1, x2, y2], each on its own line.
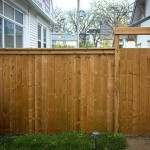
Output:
[37, 23, 47, 48]
[0, 0, 24, 48]
[43, 27, 47, 48]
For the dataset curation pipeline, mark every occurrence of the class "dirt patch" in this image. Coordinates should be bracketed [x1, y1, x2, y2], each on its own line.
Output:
[126, 136, 150, 150]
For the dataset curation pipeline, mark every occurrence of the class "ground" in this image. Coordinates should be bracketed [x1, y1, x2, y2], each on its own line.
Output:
[127, 136, 150, 150]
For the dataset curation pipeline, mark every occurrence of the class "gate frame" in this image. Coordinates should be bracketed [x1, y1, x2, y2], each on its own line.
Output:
[114, 27, 150, 132]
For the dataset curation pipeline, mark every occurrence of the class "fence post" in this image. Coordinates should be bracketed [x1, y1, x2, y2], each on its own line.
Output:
[114, 29, 120, 133]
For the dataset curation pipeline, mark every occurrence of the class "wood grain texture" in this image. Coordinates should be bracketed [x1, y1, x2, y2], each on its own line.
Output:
[0, 52, 114, 135]
[118, 48, 150, 135]
[115, 27, 150, 35]
[0, 45, 150, 136]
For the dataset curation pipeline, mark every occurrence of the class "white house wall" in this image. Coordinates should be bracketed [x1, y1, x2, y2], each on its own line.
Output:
[29, 10, 37, 48]
[136, 0, 150, 48]
[3, 0, 52, 48]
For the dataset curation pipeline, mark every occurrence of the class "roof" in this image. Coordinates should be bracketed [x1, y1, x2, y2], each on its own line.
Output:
[129, 15, 150, 27]
[52, 33, 77, 41]
[25, 0, 55, 24]
[130, 0, 145, 24]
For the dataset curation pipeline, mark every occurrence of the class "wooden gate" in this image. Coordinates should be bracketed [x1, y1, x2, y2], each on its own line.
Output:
[114, 27, 150, 135]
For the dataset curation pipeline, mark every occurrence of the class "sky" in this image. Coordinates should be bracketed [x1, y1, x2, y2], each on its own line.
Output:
[53, 0, 91, 11]
[53, 0, 135, 11]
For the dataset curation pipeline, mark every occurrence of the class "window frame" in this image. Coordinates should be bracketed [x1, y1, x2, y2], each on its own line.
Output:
[43, 27, 47, 48]
[0, 1, 24, 48]
[38, 23, 42, 48]
[37, 23, 47, 48]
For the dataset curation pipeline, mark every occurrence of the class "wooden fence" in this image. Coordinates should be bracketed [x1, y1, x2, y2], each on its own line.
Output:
[0, 27, 150, 136]
[0, 49, 115, 135]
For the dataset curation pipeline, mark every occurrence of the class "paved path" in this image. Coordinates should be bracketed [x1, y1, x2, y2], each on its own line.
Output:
[126, 137, 150, 150]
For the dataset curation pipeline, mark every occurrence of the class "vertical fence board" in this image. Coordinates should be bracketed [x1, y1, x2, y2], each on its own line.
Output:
[67, 56, 74, 131]
[47, 56, 55, 133]
[132, 49, 140, 135]
[0, 56, 3, 134]
[74, 56, 81, 131]
[35, 56, 42, 133]
[9, 56, 16, 134]
[139, 50, 147, 135]
[126, 49, 133, 134]
[15, 56, 22, 134]
[119, 49, 127, 133]
[146, 56, 150, 134]
[107, 55, 114, 131]
[101, 55, 108, 131]
[28, 55, 35, 133]
[3, 56, 10, 134]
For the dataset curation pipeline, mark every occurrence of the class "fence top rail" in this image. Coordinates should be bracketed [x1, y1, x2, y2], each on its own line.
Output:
[115, 27, 150, 35]
[0, 48, 115, 55]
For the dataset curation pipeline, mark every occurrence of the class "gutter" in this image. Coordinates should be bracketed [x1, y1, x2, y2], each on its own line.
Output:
[129, 15, 150, 27]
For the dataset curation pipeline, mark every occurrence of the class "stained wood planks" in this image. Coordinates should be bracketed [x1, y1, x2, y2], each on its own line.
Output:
[118, 48, 150, 135]
[0, 45, 150, 136]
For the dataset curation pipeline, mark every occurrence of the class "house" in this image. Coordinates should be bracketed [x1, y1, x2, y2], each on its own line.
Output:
[129, 0, 150, 47]
[87, 22, 114, 48]
[51, 33, 77, 47]
[0, 0, 55, 48]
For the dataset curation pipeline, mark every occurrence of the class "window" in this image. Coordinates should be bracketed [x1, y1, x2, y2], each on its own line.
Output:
[43, 28, 47, 48]
[0, 1, 23, 48]
[0, 17, 2, 47]
[38, 24, 42, 48]
[15, 10, 23, 24]
[16, 25, 23, 48]
[4, 3, 14, 20]
[38, 24, 47, 48]
[0, 0, 2, 14]
[4, 20, 14, 48]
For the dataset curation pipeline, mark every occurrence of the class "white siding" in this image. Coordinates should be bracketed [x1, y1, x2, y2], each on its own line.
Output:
[136, 0, 150, 48]
[3, 0, 52, 48]
[29, 11, 51, 48]
[29, 10, 38, 48]
[146, 0, 150, 16]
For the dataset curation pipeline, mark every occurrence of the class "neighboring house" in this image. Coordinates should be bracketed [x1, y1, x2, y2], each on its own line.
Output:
[51, 33, 77, 47]
[0, 0, 55, 48]
[87, 23, 114, 48]
[129, 0, 150, 48]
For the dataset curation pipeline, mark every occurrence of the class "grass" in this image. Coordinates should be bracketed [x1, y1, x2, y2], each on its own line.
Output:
[0, 132, 128, 150]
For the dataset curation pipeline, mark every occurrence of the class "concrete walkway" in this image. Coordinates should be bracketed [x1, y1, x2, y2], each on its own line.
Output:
[126, 137, 150, 150]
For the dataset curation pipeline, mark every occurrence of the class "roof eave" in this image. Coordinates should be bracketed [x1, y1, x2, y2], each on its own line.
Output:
[27, 0, 56, 25]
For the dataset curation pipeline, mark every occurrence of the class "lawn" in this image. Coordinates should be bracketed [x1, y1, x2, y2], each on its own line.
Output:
[0, 132, 127, 150]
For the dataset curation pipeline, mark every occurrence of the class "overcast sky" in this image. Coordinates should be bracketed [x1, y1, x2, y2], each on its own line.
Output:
[53, 0, 135, 11]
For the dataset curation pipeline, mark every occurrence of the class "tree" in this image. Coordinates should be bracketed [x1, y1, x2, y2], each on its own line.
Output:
[92, 0, 134, 30]
[88, 0, 134, 47]
[66, 9, 96, 46]
[51, 8, 67, 32]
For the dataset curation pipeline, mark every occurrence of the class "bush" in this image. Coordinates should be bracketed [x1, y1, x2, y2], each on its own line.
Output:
[0, 132, 127, 150]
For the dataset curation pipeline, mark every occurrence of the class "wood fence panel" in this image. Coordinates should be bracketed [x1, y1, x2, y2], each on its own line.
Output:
[118, 48, 150, 135]
[1, 46, 150, 136]
[0, 49, 115, 135]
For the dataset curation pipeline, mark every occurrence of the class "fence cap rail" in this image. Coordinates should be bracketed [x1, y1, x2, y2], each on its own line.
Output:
[115, 27, 150, 35]
[0, 48, 115, 55]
